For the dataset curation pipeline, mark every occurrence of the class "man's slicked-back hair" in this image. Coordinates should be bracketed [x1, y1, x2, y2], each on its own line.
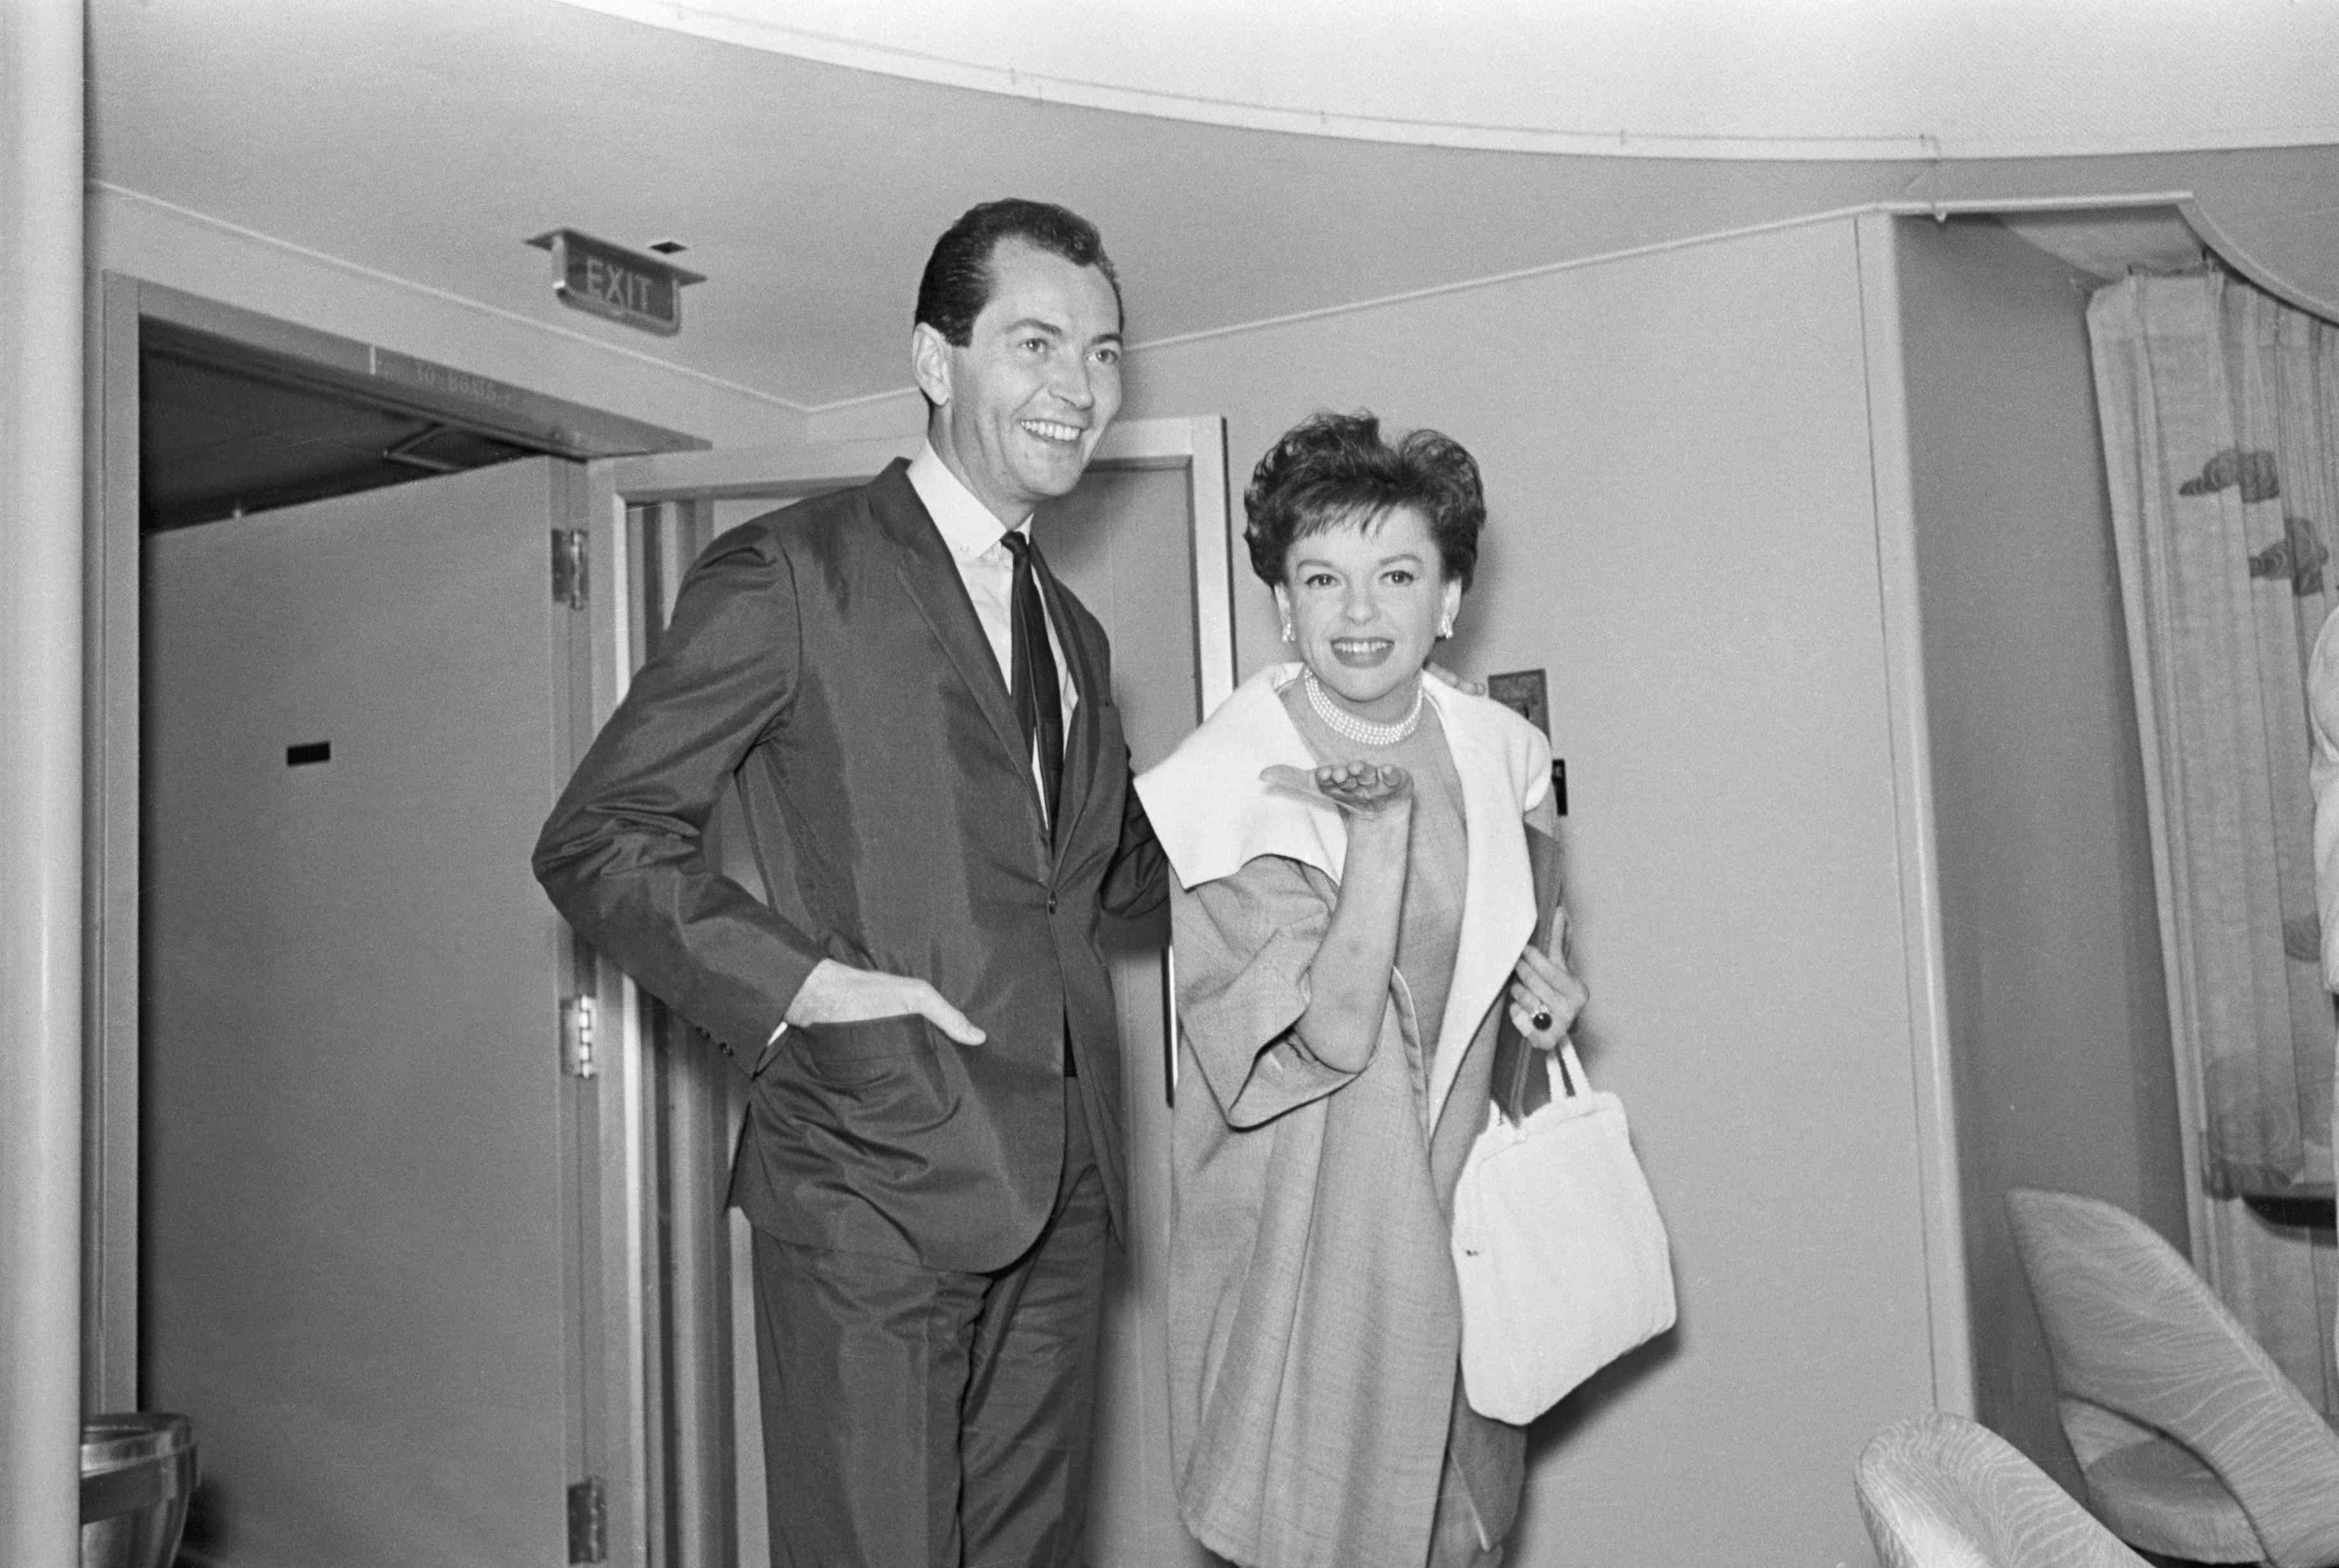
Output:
[915, 198, 1122, 347]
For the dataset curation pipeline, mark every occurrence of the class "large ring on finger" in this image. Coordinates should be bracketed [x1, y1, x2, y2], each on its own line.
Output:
[1531, 1009, 1553, 1031]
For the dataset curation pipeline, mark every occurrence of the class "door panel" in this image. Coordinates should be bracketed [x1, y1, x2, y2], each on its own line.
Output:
[143, 458, 585, 1567]
[1034, 465, 1217, 1568]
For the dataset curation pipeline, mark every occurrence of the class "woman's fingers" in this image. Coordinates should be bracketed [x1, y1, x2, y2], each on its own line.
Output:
[1510, 944, 1587, 1048]
[1503, 907, 1589, 1051]
[1530, 975, 1588, 1024]
[1316, 763, 1410, 808]
[1514, 942, 1587, 1004]
[1257, 762, 1411, 817]
[1260, 762, 1407, 795]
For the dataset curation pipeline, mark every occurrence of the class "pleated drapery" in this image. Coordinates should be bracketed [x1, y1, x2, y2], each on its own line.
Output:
[2089, 269, 2339, 1411]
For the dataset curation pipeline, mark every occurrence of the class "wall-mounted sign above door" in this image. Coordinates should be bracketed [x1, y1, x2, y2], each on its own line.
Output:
[525, 228, 704, 337]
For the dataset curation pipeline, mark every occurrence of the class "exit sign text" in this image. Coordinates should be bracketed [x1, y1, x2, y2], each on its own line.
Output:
[528, 228, 704, 338]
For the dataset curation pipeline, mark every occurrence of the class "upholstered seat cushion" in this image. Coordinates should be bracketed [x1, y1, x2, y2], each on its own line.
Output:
[1857, 1413, 2148, 1568]
[2008, 1189, 2339, 1568]
[2084, 1436, 2267, 1564]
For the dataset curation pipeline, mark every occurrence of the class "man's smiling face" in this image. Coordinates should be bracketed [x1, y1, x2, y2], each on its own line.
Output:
[915, 239, 1124, 525]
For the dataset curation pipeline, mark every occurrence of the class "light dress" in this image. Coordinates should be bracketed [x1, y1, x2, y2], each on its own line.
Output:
[1134, 665, 1555, 1568]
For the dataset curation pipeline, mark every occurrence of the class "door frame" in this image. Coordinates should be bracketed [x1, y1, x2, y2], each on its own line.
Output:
[582, 417, 1235, 1563]
[82, 276, 701, 1514]
[594, 419, 1234, 715]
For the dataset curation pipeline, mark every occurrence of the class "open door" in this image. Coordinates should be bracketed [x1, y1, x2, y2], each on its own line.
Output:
[141, 457, 610, 1565]
[580, 419, 1233, 1568]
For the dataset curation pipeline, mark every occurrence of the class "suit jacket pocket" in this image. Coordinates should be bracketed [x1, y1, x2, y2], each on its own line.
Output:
[789, 1015, 935, 1088]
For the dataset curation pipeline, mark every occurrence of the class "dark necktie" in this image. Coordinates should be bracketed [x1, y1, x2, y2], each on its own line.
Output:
[999, 530, 1065, 839]
[999, 529, 1077, 1078]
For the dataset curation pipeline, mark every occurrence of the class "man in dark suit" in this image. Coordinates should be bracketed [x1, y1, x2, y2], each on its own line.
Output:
[534, 199, 1165, 1568]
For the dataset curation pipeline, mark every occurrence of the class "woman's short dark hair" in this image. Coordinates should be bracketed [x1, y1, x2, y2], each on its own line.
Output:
[915, 199, 1121, 347]
[1242, 411, 1486, 588]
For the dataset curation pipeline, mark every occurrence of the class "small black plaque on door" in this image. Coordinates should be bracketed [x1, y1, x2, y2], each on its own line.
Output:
[1486, 669, 1549, 736]
[286, 741, 331, 767]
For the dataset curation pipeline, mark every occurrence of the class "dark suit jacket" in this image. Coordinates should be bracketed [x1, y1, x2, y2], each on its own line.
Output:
[534, 461, 1165, 1272]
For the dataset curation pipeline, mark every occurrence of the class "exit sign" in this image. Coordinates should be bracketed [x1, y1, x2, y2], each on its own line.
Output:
[527, 228, 704, 337]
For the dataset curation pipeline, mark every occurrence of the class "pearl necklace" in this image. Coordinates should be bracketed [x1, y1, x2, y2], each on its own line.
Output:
[1304, 666, 1424, 747]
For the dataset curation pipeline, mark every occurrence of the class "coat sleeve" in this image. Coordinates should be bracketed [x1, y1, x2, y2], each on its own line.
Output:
[1101, 763, 1169, 919]
[1173, 853, 1362, 1128]
[532, 523, 826, 1059]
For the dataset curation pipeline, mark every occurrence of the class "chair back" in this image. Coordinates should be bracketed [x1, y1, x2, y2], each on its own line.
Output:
[1856, 1413, 2148, 1568]
[2006, 1186, 2339, 1568]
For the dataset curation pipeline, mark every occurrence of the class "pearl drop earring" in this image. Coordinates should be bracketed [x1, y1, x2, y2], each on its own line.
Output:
[1439, 617, 1455, 639]
[1281, 622, 1295, 642]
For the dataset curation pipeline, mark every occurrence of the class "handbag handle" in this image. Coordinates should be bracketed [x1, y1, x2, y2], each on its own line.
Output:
[1497, 1037, 1592, 1125]
[1491, 824, 1569, 1124]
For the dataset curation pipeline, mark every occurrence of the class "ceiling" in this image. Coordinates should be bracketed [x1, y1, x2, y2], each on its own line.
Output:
[555, 0, 2339, 162]
[89, 1, 2339, 413]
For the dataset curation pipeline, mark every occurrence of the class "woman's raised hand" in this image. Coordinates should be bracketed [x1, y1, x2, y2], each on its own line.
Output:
[1260, 761, 1414, 820]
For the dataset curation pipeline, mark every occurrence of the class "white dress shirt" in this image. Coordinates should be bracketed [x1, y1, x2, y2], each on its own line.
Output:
[907, 440, 1080, 757]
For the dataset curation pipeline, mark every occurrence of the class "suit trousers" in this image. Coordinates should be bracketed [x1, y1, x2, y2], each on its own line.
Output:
[751, 1082, 1107, 1568]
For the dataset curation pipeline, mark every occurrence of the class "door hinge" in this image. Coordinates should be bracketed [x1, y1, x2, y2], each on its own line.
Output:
[560, 995, 598, 1079]
[566, 1475, 608, 1564]
[552, 528, 589, 609]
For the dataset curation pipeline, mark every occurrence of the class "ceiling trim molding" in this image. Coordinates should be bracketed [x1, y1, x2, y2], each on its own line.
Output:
[551, 0, 2339, 162]
[553, 0, 1929, 161]
[90, 183, 811, 414]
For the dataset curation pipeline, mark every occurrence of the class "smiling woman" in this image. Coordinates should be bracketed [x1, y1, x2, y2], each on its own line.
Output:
[1255, 418, 1478, 725]
[1134, 411, 1592, 1568]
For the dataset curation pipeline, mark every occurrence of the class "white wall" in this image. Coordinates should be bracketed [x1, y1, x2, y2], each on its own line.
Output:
[1894, 215, 2185, 1492]
[1093, 217, 1942, 1566]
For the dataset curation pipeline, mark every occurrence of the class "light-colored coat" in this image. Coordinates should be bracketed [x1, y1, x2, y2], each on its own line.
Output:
[1136, 666, 1555, 1568]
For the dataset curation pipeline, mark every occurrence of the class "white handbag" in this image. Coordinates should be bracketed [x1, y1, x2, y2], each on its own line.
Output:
[1451, 1040, 1676, 1423]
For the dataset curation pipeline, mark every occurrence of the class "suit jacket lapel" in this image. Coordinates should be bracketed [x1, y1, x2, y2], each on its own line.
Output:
[868, 464, 1035, 808]
[1033, 550, 1100, 867]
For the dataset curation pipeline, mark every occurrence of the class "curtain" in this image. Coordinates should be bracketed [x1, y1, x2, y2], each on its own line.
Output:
[2089, 269, 2339, 1410]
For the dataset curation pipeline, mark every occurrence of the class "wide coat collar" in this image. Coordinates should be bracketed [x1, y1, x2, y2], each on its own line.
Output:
[866, 461, 1102, 869]
[1136, 663, 1550, 1126]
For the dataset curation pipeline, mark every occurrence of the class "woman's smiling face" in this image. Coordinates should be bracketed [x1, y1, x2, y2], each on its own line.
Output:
[1276, 505, 1463, 722]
